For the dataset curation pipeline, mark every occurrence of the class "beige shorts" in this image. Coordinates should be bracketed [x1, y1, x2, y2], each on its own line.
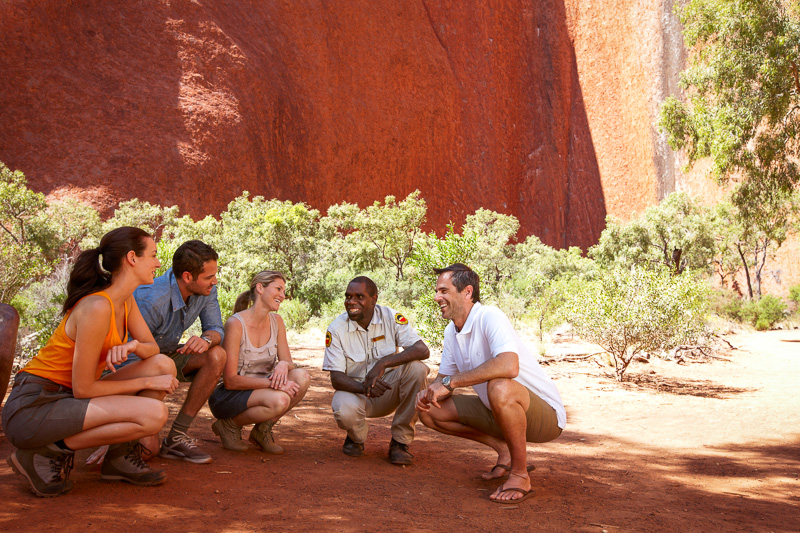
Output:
[451, 388, 562, 443]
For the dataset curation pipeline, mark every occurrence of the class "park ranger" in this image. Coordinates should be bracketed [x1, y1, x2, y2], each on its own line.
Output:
[323, 276, 429, 465]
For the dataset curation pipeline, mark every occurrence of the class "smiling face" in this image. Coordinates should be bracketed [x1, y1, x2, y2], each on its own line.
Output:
[344, 280, 377, 328]
[257, 278, 286, 312]
[135, 237, 161, 285]
[434, 272, 474, 329]
[185, 259, 218, 297]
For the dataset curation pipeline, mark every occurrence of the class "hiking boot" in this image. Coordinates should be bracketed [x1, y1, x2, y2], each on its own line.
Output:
[249, 421, 283, 455]
[212, 418, 249, 451]
[6, 444, 74, 497]
[388, 438, 413, 465]
[159, 432, 212, 464]
[101, 441, 167, 486]
[341, 435, 364, 457]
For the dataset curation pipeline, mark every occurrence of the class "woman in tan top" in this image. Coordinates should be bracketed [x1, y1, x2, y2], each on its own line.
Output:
[209, 270, 310, 453]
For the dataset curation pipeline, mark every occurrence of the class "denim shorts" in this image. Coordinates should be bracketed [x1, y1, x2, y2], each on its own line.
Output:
[1, 372, 90, 449]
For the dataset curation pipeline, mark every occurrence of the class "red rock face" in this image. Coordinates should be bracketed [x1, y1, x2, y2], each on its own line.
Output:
[1, 1, 615, 249]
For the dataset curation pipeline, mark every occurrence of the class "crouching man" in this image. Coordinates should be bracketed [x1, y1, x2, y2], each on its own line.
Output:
[416, 264, 565, 503]
[323, 276, 429, 465]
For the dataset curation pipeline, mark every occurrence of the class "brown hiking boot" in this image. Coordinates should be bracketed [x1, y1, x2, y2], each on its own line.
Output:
[212, 418, 249, 451]
[249, 421, 283, 454]
[101, 441, 166, 486]
[7, 444, 74, 497]
[389, 438, 413, 465]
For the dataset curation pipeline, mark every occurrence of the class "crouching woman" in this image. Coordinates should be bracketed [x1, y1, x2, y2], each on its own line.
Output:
[209, 270, 309, 453]
[2, 227, 178, 497]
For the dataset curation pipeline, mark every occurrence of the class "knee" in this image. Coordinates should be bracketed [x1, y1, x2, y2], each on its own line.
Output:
[417, 409, 434, 429]
[332, 399, 361, 424]
[487, 378, 518, 409]
[153, 353, 177, 377]
[144, 402, 170, 433]
[292, 368, 311, 390]
[406, 361, 430, 384]
[207, 346, 227, 373]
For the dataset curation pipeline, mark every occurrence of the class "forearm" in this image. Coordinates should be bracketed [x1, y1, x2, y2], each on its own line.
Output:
[133, 340, 161, 359]
[202, 330, 223, 347]
[223, 373, 272, 391]
[447, 352, 519, 389]
[374, 341, 430, 372]
[330, 371, 367, 394]
[73, 376, 153, 399]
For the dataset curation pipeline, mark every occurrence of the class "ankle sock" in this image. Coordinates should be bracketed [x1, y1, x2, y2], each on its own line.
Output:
[168, 411, 195, 440]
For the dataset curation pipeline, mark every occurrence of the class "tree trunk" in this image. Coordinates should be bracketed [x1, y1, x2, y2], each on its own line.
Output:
[736, 243, 754, 299]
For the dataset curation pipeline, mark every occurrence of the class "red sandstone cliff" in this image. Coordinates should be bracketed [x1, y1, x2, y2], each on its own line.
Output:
[0, 0, 612, 249]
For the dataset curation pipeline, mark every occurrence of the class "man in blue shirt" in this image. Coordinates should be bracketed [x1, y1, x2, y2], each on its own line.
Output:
[134, 240, 226, 464]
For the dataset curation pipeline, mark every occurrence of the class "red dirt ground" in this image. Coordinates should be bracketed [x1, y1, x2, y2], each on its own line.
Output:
[1, 330, 799, 532]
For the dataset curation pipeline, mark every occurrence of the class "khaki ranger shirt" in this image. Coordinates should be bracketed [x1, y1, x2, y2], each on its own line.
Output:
[322, 304, 422, 381]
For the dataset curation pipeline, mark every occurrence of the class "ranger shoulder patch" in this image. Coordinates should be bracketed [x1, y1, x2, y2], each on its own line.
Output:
[394, 313, 408, 325]
[325, 331, 332, 347]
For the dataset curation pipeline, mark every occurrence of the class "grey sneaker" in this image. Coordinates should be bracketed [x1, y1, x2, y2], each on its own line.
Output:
[159, 432, 212, 464]
[6, 444, 74, 497]
[101, 441, 166, 486]
[212, 418, 249, 451]
[249, 421, 284, 454]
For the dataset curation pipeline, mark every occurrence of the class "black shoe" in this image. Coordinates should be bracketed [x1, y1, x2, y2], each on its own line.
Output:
[342, 435, 364, 457]
[388, 438, 413, 465]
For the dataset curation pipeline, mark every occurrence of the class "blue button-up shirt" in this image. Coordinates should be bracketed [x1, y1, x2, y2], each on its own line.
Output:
[134, 268, 225, 353]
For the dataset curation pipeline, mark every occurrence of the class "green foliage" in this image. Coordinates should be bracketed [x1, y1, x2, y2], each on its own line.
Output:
[566, 266, 710, 381]
[590, 192, 716, 274]
[789, 284, 800, 305]
[410, 225, 477, 347]
[351, 191, 427, 281]
[279, 299, 312, 331]
[462, 208, 520, 299]
[659, 0, 800, 195]
[0, 163, 99, 303]
[740, 294, 786, 330]
[511, 235, 596, 339]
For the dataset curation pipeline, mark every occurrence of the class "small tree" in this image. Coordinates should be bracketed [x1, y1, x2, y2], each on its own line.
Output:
[355, 191, 426, 281]
[566, 266, 709, 381]
[590, 192, 716, 274]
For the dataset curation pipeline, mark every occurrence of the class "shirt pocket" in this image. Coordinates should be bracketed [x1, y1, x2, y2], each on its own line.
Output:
[344, 350, 366, 381]
[373, 337, 398, 359]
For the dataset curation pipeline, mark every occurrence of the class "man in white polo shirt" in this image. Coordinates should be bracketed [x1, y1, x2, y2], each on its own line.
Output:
[416, 264, 565, 503]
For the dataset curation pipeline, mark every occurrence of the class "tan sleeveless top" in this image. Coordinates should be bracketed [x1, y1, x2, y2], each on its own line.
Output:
[232, 312, 279, 378]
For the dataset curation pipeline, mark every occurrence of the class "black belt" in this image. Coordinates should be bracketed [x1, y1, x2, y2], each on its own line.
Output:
[14, 372, 72, 393]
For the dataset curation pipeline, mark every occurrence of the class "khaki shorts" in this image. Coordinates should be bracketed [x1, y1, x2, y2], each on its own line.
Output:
[166, 351, 196, 382]
[451, 388, 562, 443]
[1, 372, 90, 449]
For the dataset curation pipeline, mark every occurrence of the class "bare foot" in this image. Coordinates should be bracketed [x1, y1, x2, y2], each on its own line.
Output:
[481, 463, 510, 480]
[139, 434, 160, 461]
[490, 472, 532, 503]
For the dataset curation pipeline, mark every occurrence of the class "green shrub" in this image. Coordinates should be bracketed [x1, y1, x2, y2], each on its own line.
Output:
[279, 299, 312, 331]
[754, 295, 786, 330]
[710, 288, 745, 320]
[789, 284, 800, 306]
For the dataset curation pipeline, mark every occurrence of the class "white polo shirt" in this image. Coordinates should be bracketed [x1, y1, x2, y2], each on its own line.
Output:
[440, 302, 566, 429]
[323, 304, 422, 381]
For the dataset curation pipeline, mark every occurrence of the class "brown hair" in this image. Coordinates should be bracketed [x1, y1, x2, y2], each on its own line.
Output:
[63, 227, 152, 313]
[172, 240, 218, 279]
[233, 270, 286, 313]
[433, 263, 480, 303]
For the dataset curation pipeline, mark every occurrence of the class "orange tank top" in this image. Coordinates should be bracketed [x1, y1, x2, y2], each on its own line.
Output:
[22, 291, 128, 388]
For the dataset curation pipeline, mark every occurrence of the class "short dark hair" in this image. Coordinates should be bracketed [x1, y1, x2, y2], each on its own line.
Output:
[433, 263, 480, 303]
[348, 276, 378, 297]
[173, 240, 218, 279]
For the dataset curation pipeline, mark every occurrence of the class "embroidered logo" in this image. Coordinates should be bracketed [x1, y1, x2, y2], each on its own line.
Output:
[325, 331, 332, 347]
[395, 313, 408, 325]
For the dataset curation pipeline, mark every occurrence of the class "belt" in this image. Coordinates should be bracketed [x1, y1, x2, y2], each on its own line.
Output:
[14, 372, 72, 393]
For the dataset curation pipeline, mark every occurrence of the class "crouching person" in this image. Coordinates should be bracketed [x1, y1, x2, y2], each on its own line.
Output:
[209, 271, 310, 453]
[2, 227, 178, 497]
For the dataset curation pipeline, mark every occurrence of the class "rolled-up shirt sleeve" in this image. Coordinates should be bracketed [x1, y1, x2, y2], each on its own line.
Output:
[199, 286, 225, 341]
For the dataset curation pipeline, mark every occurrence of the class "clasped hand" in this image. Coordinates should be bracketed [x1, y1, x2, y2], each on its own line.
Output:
[104, 340, 139, 372]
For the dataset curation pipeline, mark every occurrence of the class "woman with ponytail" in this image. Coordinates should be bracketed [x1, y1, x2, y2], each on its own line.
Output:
[209, 270, 309, 453]
[2, 227, 179, 497]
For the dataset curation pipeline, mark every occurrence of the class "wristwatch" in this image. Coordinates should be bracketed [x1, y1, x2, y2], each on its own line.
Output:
[442, 375, 454, 392]
[200, 335, 212, 345]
